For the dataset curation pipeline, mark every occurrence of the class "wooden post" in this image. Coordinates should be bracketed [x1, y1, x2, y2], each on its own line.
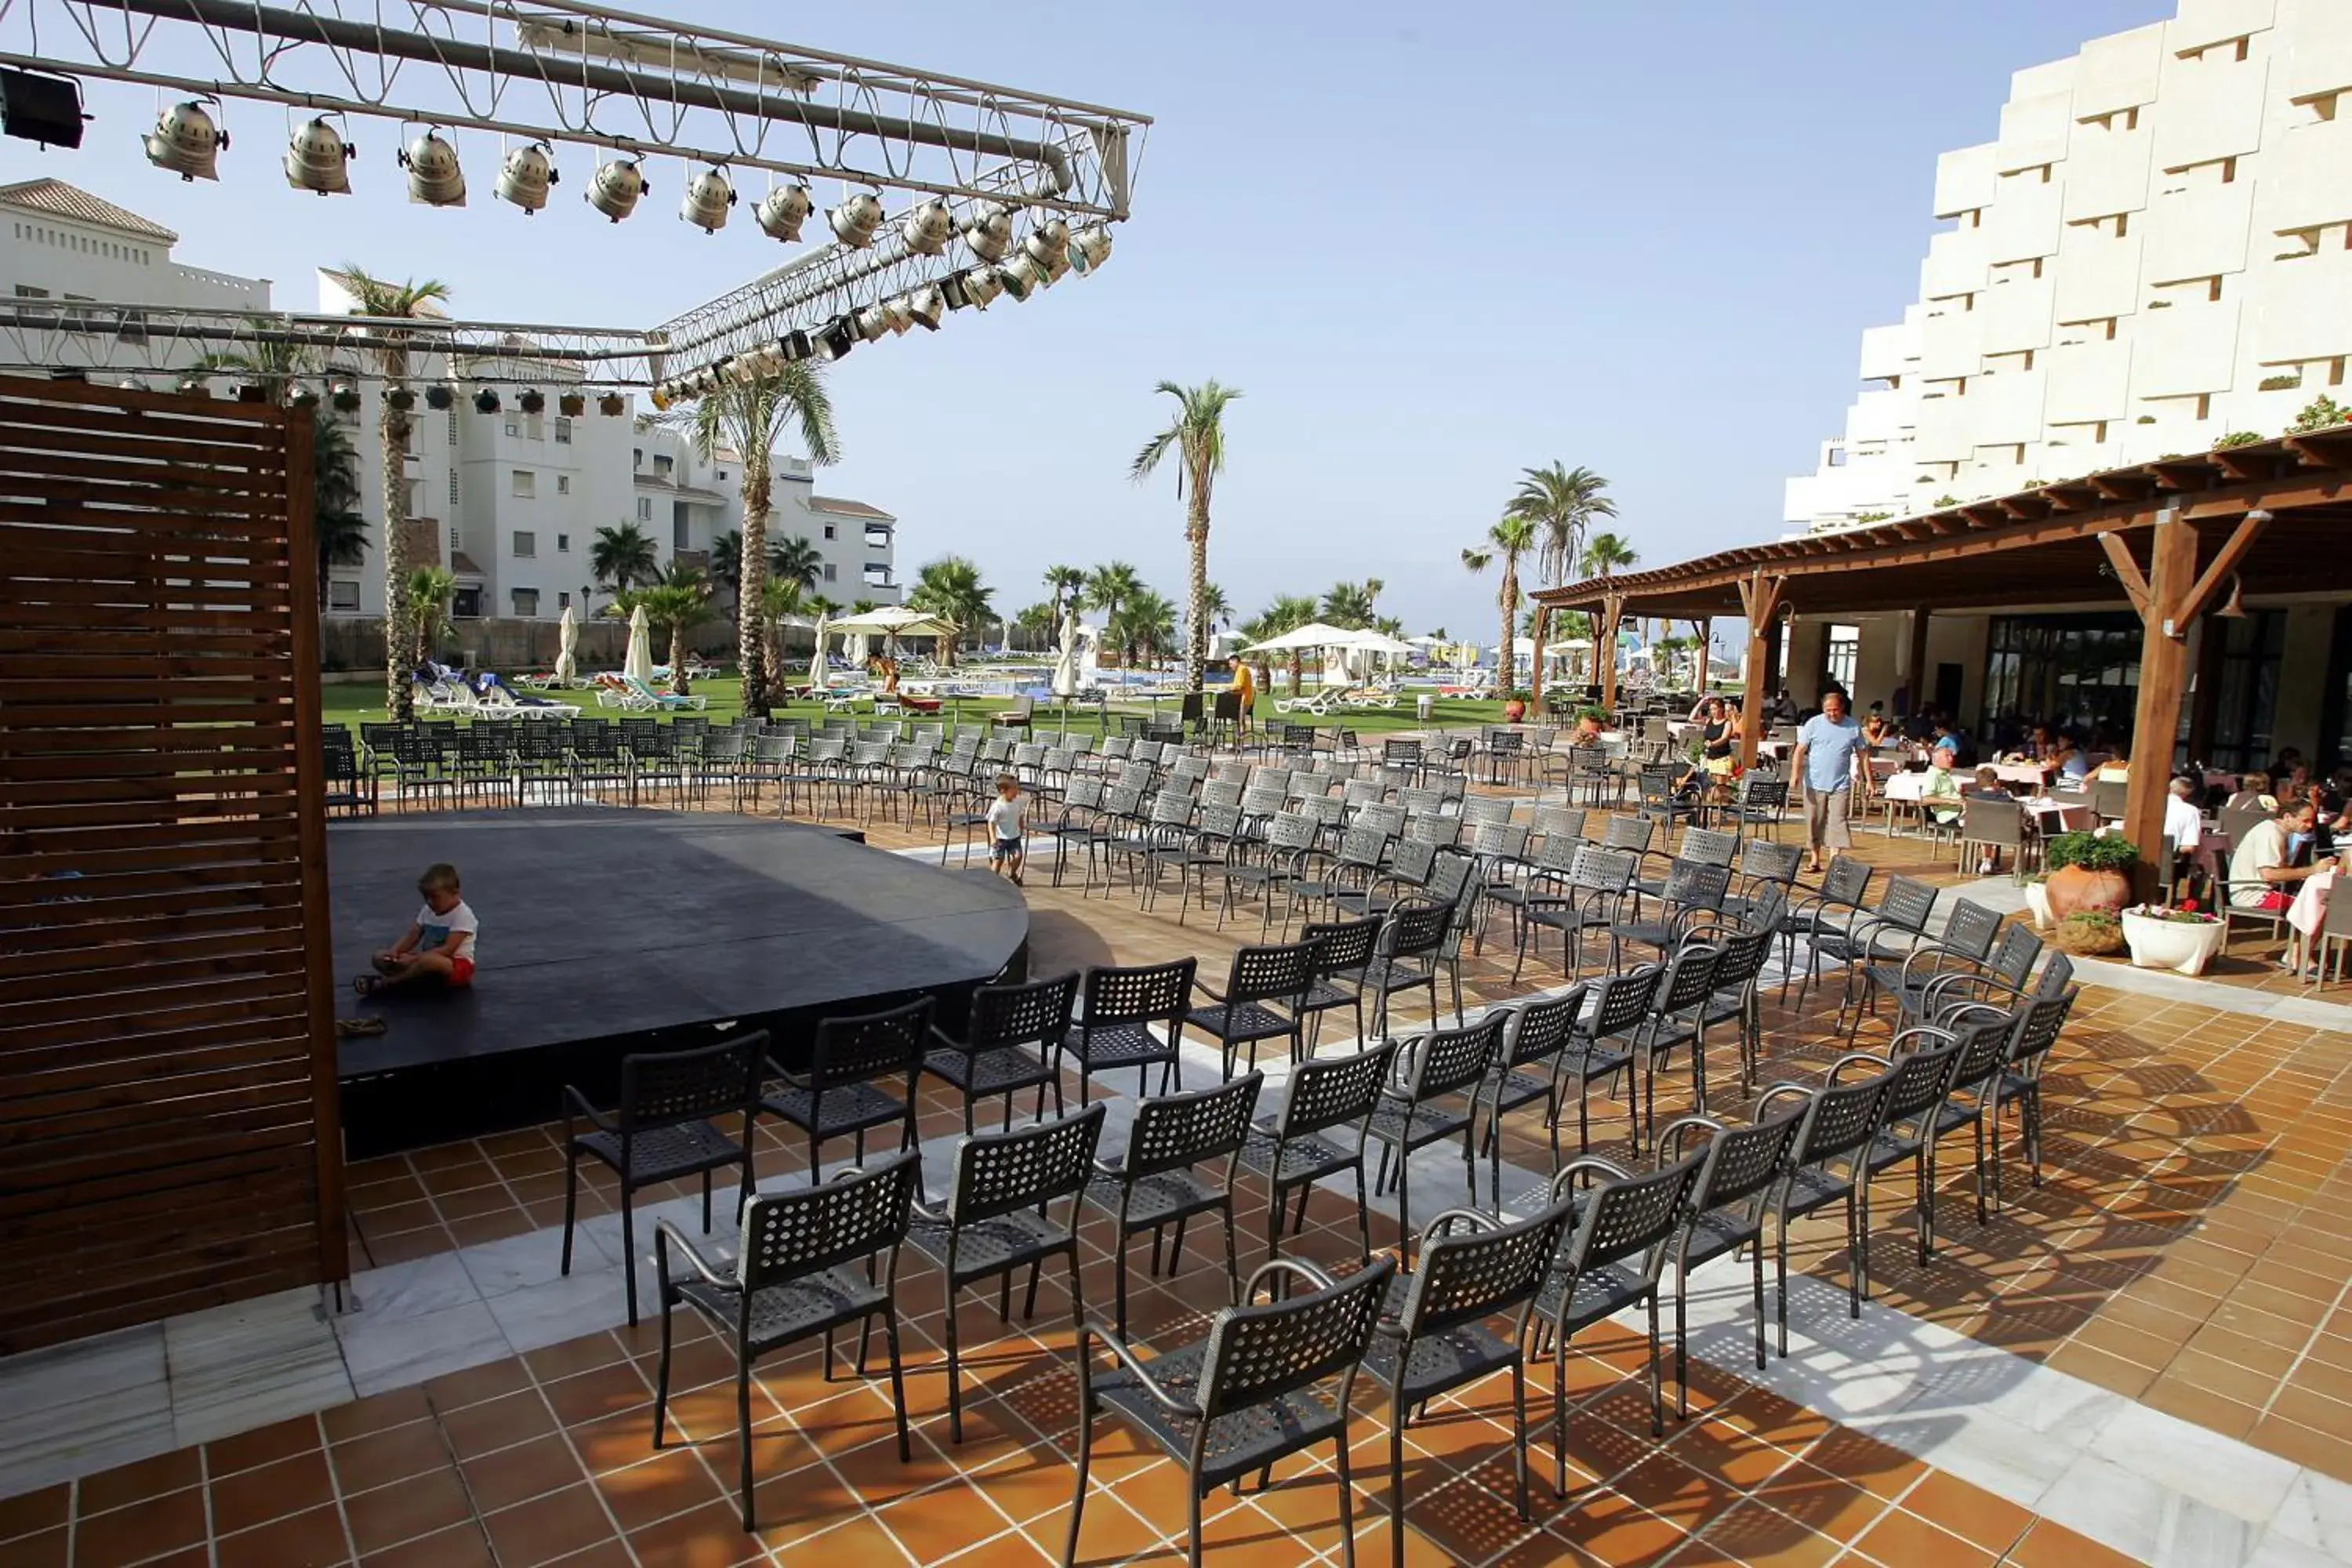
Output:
[1695, 618, 1711, 695]
[1598, 593, 1624, 713]
[2121, 509, 2198, 900]
[1905, 605, 1932, 719]
[1735, 573, 1786, 773]
[1530, 601, 1550, 713]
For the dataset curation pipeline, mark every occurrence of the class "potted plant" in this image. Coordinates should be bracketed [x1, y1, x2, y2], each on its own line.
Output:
[1502, 688, 1530, 724]
[2053, 909, 2125, 956]
[2043, 832, 2138, 920]
[2122, 901, 2226, 975]
[2022, 871, 2053, 931]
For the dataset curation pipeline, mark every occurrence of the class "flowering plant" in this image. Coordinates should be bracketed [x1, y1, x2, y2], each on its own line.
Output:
[2124, 902, 2220, 925]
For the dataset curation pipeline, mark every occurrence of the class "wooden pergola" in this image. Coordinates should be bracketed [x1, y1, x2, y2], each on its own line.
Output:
[1530, 429, 2352, 893]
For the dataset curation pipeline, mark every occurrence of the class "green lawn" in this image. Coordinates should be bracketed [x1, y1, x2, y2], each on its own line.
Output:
[318, 679, 1525, 736]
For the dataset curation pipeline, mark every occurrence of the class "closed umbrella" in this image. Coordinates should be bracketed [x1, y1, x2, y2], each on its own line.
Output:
[1051, 607, 1080, 699]
[809, 612, 829, 691]
[554, 602, 578, 685]
[623, 604, 653, 682]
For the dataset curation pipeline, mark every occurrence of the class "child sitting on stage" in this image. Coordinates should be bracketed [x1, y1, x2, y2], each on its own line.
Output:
[356, 862, 478, 994]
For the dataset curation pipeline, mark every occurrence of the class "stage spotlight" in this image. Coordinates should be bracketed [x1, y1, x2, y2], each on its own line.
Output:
[774, 330, 813, 363]
[855, 303, 891, 343]
[558, 390, 585, 416]
[144, 99, 224, 181]
[1037, 247, 1071, 285]
[424, 383, 455, 411]
[943, 266, 1001, 311]
[329, 380, 362, 412]
[586, 156, 646, 222]
[680, 165, 735, 232]
[474, 387, 500, 413]
[815, 318, 858, 361]
[1069, 223, 1113, 275]
[118, 378, 148, 393]
[901, 198, 953, 256]
[235, 383, 268, 404]
[518, 388, 545, 414]
[905, 286, 945, 331]
[754, 183, 812, 242]
[176, 374, 207, 395]
[648, 383, 675, 412]
[386, 384, 416, 412]
[495, 140, 557, 213]
[284, 116, 353, 195]
[1023, 218, 1069, 266]
[0, 67, 87, 150]
[290, 385, 319, 408]
[997, 254, 1047, 301]
[400, 129, 465, 206]
[597, 391, 626, 416]
[960, 202, 1012, 262]
[828, 191, 882, 249]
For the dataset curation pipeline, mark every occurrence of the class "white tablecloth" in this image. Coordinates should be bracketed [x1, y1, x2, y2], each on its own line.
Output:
[2289, 864, 2334, 938]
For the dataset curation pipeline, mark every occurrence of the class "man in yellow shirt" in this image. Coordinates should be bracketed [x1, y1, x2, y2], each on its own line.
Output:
[1229, 659, 1256, 735]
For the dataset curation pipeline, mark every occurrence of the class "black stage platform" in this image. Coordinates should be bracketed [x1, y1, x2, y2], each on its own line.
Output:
[332, 810, 1029, 1154]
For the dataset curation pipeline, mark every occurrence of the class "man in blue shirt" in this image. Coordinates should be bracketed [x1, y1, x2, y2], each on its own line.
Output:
[1789, 686, 1869, 874]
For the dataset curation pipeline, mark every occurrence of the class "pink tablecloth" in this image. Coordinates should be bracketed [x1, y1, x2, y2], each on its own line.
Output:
[2289, 865, 2334, 938]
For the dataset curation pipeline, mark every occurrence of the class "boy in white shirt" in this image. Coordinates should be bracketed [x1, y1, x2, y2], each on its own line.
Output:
[985, 773, 1028, 887]
[358, 862, 480, 993]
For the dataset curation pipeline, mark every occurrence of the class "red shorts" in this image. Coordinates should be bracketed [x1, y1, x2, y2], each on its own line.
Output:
[2242, 891, 2292, 913]
[448, 956, 475, 987]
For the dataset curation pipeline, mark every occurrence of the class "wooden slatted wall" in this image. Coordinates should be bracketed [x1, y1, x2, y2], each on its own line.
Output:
[0, 375, 343, 1354]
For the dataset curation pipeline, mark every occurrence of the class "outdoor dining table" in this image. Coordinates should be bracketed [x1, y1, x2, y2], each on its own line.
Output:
[1993, 761, 2054, 787]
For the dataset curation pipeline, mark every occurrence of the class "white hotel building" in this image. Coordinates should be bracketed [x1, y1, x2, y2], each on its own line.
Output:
[1770, 0, 2352, 771]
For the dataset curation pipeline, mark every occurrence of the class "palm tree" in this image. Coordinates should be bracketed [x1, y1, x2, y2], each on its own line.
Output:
[1240, 593, 1320, 695]
[1582, 532, 1639, 579]
[309, 414, 368, 608]
[1197, 582, 1232, 649]
[1083, 562, 1144, 661]
[591, 521, 660, 591]
[337, 266, 452, 719]
[709, 529, 745, 597]
[907, 555, 994, 666]
[1128, 380, 1241, 694]
[403, 565, 456, 671]
[771, 534, 824, 593]
[1110, 589, 1178, 666]
[194, 336, 315, 408]
[757, 576, 804, 680]
[1462, 517, 1538, 695]
[1509, 463, 1617, 586]
[677, 366, 840, 713]
[617, 574, 717, 695]
[1321, 580, 1377, 629]
[1043, 563, 1085, 606]
[1011, 601, 1058, 653]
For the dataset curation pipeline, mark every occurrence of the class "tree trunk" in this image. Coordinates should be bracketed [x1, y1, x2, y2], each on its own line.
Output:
[670, 625, 691, 695]
[1500, 561, 1518, 699]
[1185, 492, 1210, 693]
[381, 352, 413, 719]
[736, 459, 771, 713]
[1287, 652, 1302, 695]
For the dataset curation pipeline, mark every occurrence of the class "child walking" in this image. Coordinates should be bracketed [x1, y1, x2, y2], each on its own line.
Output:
[986, 773, 1028, 887]
[356, 862, 478, 994]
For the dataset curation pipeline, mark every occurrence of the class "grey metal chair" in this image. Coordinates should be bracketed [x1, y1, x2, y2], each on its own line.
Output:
[1475, 987, 1588, 1201]
[1064, 1254, 1395, 1568]
[909, 1102, 1106, 1441]
[1361, 1012, 1504, 1260]
[1560, 964, 1661, 1160]
[1777, 854, 1874, 1000]
[1065, 956, 1197, 1105]
[1085, 1073, 1263, 1337]
[561, 1032, 765, 1325]
[652, 1151, 919, 1529]
[1241, 1039, 1399, 1263]
[1298, 916, 1381, 1048]
[1512, 844, 1637, 983]
[1848, 896, 2002, 1040]
[1364, 898, 1455, 1040]
[1653, 1109, 1802, 1410]
[1609, 858, 1733, 973]
[1363, 1200, 1578, 1566]
[1185, 938, 1319, 1075]
[1754, 1064, 1896, 1355]
[922, 970, 1082, 1134]
[760, 996, 931, 1181]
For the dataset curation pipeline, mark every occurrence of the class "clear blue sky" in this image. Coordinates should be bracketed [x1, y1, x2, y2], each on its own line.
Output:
[20, 0, 2161, 635]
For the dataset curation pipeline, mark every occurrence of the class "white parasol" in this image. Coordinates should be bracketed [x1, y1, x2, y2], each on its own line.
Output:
[622, 604, 654, 682]
[1051, 607, 1081, 699]
[808, 611, 829, 691]
[554, 602, 578, 684]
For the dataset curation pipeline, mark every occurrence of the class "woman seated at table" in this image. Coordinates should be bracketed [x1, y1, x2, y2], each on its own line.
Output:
[2095, 748, 2130, 782]
[1860, 709, 1892, 749]
[2224, 771, 2274, 813]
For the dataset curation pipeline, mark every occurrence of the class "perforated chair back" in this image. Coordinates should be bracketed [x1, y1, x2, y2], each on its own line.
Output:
[1469, 821, 1531, 862]
[1356, 803, 1407, 843]
[1241, 783, 1288, 820]
[619, 1033, 764, 1131]
[1526, 833, 1583, 877]
[1689, 1112, 1801, 1211]
[1534, 805, 1588, 844]
[1081, 956, 1196, 1029]
[1378, 898, 1454, 964]
[1302, 916, 1381, 975]
[1265, 811, 1321, 856]
[811, 997, 934, 1086]
[1740, 840, 1803, 889]
[946, 1102, 1107, 1225]
[1790, 1071, 1891, 1166]
[2034, 952, 2075, 1000]
[1941, 1009, 2017, 1095]
[2006, 988, 2077, 1077]
[1874, 876, 1940, 934]
[1878, 1033, 1964, 1123]
[1460, 795, 1515, 829]
[1587, 965, 1663, 1038]
[1709, 921, 1777, 993]
[1400, 1198, 1577, 1341]
[738, 1149, 919, 1291]
[1603, 816, 1656, 856]
[1422, 849, 1477, 907]
[1985, 924, 2044, 991]
[1657, 944, 1723, 1011]
[1124, 1073, 1263, 1181]
[1565, 1155, 1700, 1270]
[1388, 836, 1443, 884]
[1399, 1011, 1504, 1101]
[1199, 1254, 1396, 1417]
[1573, 845, 1639, 894]
[1277, 1039, 1399, 1137]
[1675, 827, 1740, 867]
[964, 971, 1081, 1051]
[1661, 859, 1733, 913]
[1498, 986, 1585, 1071]
[1817, 855, 1874, 909]
[1939, 900, 2004, 964]
[1226, 938, 1322, 1006]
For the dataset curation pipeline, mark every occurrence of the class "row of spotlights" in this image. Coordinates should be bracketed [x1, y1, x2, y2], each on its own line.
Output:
[644, 222, 1112, 405]
[143, 103, 1091, 263]
[142, 374, 632, 416]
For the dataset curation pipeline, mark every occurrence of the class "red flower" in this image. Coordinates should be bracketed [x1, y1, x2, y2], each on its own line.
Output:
[2178, 898, 2198, 913]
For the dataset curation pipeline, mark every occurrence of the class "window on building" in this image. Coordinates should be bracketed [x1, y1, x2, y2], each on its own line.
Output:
[822, 563, 837, 582]
[557, 532, 571, 553]
[512, 530, 536, 558]
[328, 579, 360, 611]
[448, 471, 459, 510]
[505, 420, 520, 437]
[653, 454, 673, 474]
[557, 590, 572, 610]
[452, 586, 483, 619]
[510, 587, 539, 618]
[673, 502, 690, 552]
[13, 285, 49, 299]
[2207, 610, 2286, 774]
[554, 417, 572, 444]
[447, 409, 459, 442]
[633, 447, 643, 468]
[1981, 612, 2142, 742]
[717, 470, 728, 483]
[511, 470, 535, 498]
[448, 525, 460, 554]
[1826, 448, 1846, 468]
[1823, 625, 1860, 691]
[556, 475, 571, 495]
[823, 524, 837, 540]
[526, 414, 544, 441]
[636, 497, 652, 522]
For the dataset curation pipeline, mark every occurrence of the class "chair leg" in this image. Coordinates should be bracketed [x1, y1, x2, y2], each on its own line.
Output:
[1646, 1291, 1664, 1437]
[651, 1291, 675, 1445]
[944, 1282, 964, 1443]
[1335, 1426, 1358, 1568]
[1188, 1483, 1205, 1568]
[736, 1354, 755, 1530]
[1509, 1359, 1530, 1521]
[559, 1148, 580, 1276]
[1063, 1369, 1093, 1567]
[1388, 1396, 1407, 1568]
[1751, 1238, 1767, 1372]
[619, 1196, 639, 1327]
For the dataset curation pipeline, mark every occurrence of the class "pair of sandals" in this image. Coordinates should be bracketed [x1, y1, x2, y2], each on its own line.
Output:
[340, 971, 393, 1036]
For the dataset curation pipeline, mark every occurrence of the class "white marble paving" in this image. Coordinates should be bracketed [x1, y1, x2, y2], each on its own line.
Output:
[164, 1293, 352, 1447]
[333, 1297, 510, 1399]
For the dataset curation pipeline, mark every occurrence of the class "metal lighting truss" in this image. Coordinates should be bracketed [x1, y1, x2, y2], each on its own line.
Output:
[0, 0, 1149, 385]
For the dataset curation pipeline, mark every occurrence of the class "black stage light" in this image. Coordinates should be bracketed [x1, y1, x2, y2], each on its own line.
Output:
[0, 68, 88, 149]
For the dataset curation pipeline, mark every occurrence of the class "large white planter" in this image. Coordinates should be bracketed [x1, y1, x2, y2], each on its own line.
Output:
[2024, 882, 2053, 931]
[2122, 907, 2225, 976]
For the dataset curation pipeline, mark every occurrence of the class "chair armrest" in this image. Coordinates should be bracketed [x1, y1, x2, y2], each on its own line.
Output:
[561, 1084, 617, 1134]
[1828, 1051, 1892, 1083]
[760, 1058, 814, 1094]
[1754, 1083, 1814, 1116]
[1421, 1208, 1502, 1246]
[1243, 1257, 1338, 1305]
[654, 1220, 735, 1290]
[1655, 1114, 1726, 1162]
[909, 1191, 951, 1225]
[1547, 1155, 1632, 1199]
[1896, 942, 1984, 989]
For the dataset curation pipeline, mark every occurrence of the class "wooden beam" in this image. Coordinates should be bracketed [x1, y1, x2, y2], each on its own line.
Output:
[1695, 617, 1711, 695]
[2122, 511, 2197, 900]
[1529, 601, 1550, 713]
[1904, 605, 1932, 719]
[2097, 532, 2153, 619]
[1735, 574, 1784, 771]
[1599, 593, 1624, 713]
[2169, 509, 2273, 632]
[2283, 433, 2352, 470]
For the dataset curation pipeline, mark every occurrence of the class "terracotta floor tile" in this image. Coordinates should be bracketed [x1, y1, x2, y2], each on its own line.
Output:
[0, 1489, 65, 1548]
[205, 1414, 323, 1477]
[481, 1483, 619, 1568]
[876, 1480, 1021, 1562]
[1851, 1505, 1998, 1566]
[0, 1527, 65, 1568]
[209, 1446, 336, 1536]
[322, 1387, 435, 1445]
[343, 1468, 475, 1556]
[590, 1446, 724, 1534]
[543, 1362, 655, 1429]
[1894, 1470, 2032, 1554]
[2001, 1517, 2151, 1568]
[212, 1503, 351, 1568]
[422, 1356, 534, 1414]
[74, 1448, 203, 1516]
[329, 1421, 456, 1495]
[1698, 1501, 1842, 1568]
[70, 1486, 209, 1567]
[460, 1432, 588, 1514]
[440, 1388, 560, 1461]
[624, 1497, 768, 1568]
